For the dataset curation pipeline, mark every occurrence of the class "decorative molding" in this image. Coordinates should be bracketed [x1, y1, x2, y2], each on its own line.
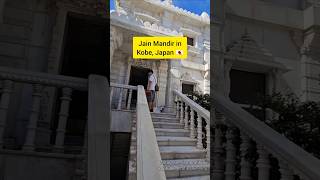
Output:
[180, 27, 201, 36]
[144, 0, 210, 24]
[111, 10, 182, 36]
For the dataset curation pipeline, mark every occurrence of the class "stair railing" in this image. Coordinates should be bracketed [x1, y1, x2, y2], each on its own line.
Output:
[211, 92, 320, 180]
[0, 66, 88, 152]
[136, 85, 166, 180]
[173, 90, 210, 161]
[110, 83, 138, 110]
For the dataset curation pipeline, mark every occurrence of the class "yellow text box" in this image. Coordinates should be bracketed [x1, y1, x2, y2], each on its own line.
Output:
[133, 36, 188, 59]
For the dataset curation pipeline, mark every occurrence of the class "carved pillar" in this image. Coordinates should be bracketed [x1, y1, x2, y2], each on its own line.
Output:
[256, 144, 270, 180]
[299, 28, 320, 101]
[180, 102, 184, 124]
[212, 122, 224, 180]
[184, 105, 189, 130]
[225, 125, 236, 180]
[164, 60, 173, 112]
[205, 119, 210, 161]
[190, 108, 195, 139]
[23, 84, 43, 151]
[196, 114, 203, 149]
[176, 97, 180, 118]
[240, 133, 252, 180]
[203, 42, 210, 94]
[54, 87, 73, 152]
[279, 161, 294, 180]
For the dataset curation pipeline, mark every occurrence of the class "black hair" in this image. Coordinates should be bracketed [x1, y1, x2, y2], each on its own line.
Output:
[148, 69, 153, 73]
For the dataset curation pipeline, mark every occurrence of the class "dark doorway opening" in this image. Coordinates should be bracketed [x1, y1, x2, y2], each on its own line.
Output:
[52, 13, 109, 150]
[229, 69, 266, 120]
[128, 66, 151, 106]
[182, 83, 194, 94]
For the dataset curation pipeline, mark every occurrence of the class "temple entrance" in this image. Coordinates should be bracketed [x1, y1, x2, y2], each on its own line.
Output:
[128, 66, 151, 106]
[229, 69, 266, 120]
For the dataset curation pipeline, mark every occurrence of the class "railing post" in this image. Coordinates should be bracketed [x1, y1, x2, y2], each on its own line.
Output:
[240, 133, 252, 180]
[175, 96, 180, 118]
[117, 87, 123, 110]
[180, 102, 184, 124]
[196, 114, 203, 149]
[190, 108, 195, 139]
[225, 125, 236, 180]
[0, 80, 13, 148]
[184, 105, 189, 130]
[279, 161, 294, 180]
[54, 87, 73, 152]
[212, 122, 224, 180]
[126, 89, 133, 110]
[206, 119, 210, 161]
[110, 87, 114, 106]
[257, 144, 270, 180]
[23, 84, 43, 151]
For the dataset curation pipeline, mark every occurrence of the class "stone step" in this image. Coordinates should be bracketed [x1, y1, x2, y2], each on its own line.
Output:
[130, 146, 207, 160]
[152, 117, 180, 123]
[133, 112, 177, 118]
[132, 127, 189, 137]
[132, 121, 184, 129]
[163, 159, 210, 178]
[151, 112, 177, 118]
[153, 122, 184, 129]
[131, 136, 197, 146]
[168, 175, 210, 180]
[159, 146, 207, 160]
[132, 117, 180, 123]
[128, 159, 210, 179]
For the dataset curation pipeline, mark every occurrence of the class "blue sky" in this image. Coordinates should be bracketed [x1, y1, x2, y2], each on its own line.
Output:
[110, 0, 210, 15]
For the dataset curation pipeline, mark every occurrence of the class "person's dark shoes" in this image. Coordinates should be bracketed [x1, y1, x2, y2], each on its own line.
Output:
[150, 109, 153, 112]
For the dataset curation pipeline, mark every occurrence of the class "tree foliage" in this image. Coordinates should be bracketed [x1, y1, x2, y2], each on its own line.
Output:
[186, 91, 210, 111]
[257, 92, 320, 158]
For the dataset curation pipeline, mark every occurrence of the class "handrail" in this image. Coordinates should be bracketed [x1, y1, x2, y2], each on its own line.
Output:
[110, 82, 138, 90]
[88, 75, 110, 180]
[173, 90, 209, 121]
[136, 85, 166, 180]
[212, 92, 320, 179]
[0, 66, 88, 91]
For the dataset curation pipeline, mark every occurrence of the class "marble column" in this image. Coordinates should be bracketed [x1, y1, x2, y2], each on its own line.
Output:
[164, 60, 173, 113]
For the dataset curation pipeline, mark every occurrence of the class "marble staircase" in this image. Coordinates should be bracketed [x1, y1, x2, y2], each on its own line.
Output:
[128, 112, 210, 180]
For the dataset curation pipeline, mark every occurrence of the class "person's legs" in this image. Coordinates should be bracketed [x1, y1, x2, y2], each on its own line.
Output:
[148, 102, 152, 111]
[150, 91, 155, 112]
[146, 91, 152, 111]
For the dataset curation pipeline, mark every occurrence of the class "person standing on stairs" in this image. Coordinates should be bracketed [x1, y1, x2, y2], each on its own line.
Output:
[146, 69, 157, 112]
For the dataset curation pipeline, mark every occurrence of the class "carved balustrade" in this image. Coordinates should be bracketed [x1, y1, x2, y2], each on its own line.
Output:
[173, 90, 210, 161]
[211, 92, 320, 180]
[110, 83, 138, 110]
[0, 66, 88, 153]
